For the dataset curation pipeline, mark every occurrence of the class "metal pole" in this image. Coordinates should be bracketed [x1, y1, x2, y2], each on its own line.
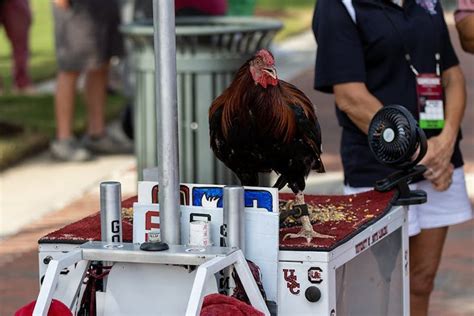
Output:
[222, 186, 245, 295]
[100, 182, 122, 243]
[223, 186, 245, 252]
[152, 0, 180, 245]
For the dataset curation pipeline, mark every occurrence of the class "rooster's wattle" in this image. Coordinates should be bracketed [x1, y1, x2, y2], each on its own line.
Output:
[209, 49, 333, 243]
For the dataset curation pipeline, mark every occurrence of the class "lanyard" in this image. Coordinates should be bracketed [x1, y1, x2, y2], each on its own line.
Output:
[379, 2, 441, 76]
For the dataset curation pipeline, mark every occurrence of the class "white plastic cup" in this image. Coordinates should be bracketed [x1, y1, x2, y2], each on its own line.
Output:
[189, 221, 211, 246]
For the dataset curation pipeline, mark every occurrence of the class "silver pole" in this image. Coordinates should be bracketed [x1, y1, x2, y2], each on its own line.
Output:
[223, 186, 245, 253]
[152, 0, 181, 245]
[100, 181, 122, 243]
[222, 186, 245, 295]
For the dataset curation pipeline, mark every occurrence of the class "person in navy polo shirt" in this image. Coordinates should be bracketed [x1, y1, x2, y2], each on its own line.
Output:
[313, 0, 472, 314]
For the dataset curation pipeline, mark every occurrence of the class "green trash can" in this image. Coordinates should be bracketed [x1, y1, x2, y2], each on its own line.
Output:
[122, 16, 282, 183]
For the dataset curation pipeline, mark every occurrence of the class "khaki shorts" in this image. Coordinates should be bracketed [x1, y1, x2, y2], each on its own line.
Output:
[344, 167, 473, 236]
[52, 0, 123, 72]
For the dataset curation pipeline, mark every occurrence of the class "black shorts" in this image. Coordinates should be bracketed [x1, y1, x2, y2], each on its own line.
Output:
[52, 0, 123, 71]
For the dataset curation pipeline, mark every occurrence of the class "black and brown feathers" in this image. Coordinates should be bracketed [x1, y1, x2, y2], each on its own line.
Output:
[209, 49, 324, 192]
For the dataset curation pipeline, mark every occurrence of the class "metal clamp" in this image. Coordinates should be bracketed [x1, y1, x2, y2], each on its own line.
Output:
[280, 203, 309, 225]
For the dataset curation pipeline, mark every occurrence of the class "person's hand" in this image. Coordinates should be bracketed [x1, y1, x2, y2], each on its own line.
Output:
[431, 163, 454, 191]
[53, 0, 69, 9]
[419, 134, 455, 191]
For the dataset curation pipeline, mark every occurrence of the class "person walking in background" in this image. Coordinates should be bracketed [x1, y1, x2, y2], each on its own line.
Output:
[313, 0, 472, 315]
[175, 0, 227, 16]
[0, 0, 35, 94]
[455, 0, 474, 53]
[50, 0, 130, 161]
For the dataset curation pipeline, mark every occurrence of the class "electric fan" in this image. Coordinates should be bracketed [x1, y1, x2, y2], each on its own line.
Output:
[368, 105, 428, 205]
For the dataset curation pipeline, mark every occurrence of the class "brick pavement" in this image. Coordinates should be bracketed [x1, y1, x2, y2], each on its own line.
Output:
[430, 219, 474, 316]
[0, 195, 97, 315]
[0, 193, 135, 316]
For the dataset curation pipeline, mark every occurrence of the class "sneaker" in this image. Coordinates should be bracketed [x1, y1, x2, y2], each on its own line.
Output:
[82, 133, 133, 155]
[50, 138, 93, 162]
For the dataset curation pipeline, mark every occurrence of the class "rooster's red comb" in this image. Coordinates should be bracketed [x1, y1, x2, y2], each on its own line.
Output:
[255, 49, 274, 65]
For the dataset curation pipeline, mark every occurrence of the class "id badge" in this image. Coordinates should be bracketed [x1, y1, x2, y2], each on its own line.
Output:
[416, 73, 445, 129]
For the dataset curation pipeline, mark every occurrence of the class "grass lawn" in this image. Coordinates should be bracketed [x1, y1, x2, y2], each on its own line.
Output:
[0, 94, 125, 170]
[255, 0, 315, 42]
[0, 0, 55, 91]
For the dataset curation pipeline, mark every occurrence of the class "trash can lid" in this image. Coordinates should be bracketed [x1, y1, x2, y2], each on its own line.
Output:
[121, 16, 282, 36]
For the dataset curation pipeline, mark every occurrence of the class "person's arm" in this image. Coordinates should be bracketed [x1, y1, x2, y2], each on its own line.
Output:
[314, 2, 379, 133]
[420, 65, 466, 191]
[333, 83, 383, 134]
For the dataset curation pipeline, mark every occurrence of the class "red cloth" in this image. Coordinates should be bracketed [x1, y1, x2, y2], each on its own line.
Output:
[15, 299, 72, 316]
[175, 0, 227, 15]
[232, 261, 266, 304]
[201, 294, 264, 316]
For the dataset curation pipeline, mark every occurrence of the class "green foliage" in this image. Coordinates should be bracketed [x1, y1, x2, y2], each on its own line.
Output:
[0, 94, 125, 169]
[256, 0, 315, 10]
[255, 0, 316, 42]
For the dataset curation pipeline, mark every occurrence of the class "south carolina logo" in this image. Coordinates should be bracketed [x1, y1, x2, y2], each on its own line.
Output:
[283, 269, 300, 295]
[308, 267, 323, 284]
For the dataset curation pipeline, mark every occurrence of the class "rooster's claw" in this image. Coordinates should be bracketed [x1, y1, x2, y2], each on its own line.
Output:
[283, 228, 335, 244]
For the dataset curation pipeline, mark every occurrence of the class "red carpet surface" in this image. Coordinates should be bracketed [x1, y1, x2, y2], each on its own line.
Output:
[39, 197, 137, 244]
[279, 190, 396, 251]
[39, 192, 396, 252]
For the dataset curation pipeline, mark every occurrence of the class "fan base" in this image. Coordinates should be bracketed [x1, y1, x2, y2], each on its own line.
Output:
[392, 189, 427, 206]
[375, 165, 427, 205]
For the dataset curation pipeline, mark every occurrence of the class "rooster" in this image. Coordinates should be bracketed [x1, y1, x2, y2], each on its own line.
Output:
[209, 49, 333, 243]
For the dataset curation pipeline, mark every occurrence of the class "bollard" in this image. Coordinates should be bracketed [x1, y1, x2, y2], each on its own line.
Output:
[221, 186, 245, 295]
[100, 181, 122, 243]
[223, 186, 246, 252]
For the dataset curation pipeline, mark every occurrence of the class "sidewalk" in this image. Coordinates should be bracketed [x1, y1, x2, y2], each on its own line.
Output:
[0, 121, 137, 239]
[1, 23, 473, 315]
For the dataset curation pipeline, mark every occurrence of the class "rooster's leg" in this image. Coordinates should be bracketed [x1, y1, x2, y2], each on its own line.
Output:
[283, 191, 335, 244]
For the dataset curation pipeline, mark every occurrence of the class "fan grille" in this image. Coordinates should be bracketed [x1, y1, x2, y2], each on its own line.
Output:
[368, 106, 417, 167]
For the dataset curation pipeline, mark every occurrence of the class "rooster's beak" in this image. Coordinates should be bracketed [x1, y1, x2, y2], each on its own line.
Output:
[263, 66, 277, 79]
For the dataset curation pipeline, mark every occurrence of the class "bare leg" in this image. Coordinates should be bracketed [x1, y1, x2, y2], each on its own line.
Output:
[1, 0, 32, 90]
[409, 227, 448, 316]
[55, 71, 80, 140]
[283, 191, 335, 243]
[84, 64, 108, 137]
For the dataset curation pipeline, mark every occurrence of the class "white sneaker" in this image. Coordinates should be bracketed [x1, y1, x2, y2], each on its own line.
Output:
[82, 133, 133, 154]
[50, 138, 93, 162]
